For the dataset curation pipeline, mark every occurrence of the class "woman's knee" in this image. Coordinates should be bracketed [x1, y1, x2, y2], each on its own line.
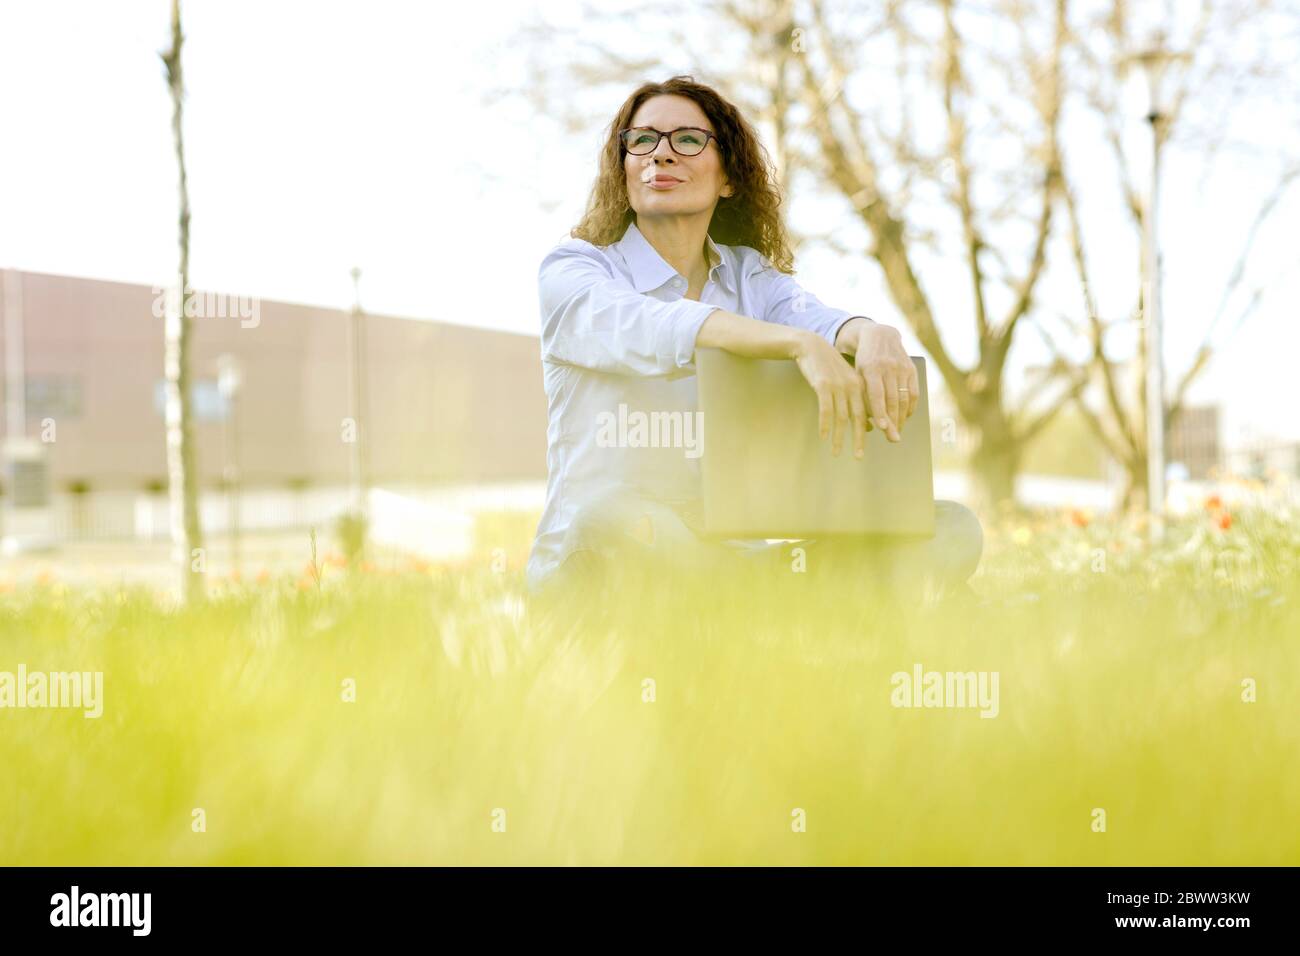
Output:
[564, 489, 701, 568]
[934, 499, 984, 578]
[564, 487, 642, 555]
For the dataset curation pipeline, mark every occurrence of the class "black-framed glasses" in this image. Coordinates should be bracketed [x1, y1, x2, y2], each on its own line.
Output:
[619, 126, 720, 156]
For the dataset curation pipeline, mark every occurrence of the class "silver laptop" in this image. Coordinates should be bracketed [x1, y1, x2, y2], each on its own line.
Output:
[695, 347, 935, 539]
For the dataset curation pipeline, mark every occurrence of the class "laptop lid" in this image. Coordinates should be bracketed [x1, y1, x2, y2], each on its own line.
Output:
[696, 348, 935, 539]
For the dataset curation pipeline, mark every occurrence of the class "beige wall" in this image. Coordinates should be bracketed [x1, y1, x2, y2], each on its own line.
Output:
[0, 269, 548, 492]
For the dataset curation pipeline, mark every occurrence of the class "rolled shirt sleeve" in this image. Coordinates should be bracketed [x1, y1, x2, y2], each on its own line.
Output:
[748, 255, 873, 347]
[538, 240, 722, 377]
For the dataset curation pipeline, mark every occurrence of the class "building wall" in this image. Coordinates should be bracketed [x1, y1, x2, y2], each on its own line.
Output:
[1168, 404, 1221, 481]
[0, 269, 549, 492]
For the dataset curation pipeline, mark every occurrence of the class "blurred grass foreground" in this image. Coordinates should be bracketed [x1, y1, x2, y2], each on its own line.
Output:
[1, 499, 1298, 866]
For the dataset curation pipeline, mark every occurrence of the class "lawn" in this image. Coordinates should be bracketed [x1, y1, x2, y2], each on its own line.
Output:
[1, 499, 1297, 865]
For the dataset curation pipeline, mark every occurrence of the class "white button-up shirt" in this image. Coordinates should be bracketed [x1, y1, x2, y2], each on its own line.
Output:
[526, 219, 871, 592]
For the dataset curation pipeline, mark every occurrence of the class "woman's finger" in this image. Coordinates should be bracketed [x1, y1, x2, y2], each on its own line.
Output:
[815, 381, 832, 441]
[905, 360, 919, 420]
[864, 368, 889, 438]
[882, 367, 901, 439]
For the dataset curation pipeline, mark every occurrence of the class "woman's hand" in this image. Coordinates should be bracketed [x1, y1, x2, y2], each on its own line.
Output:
[693, 311, 870, 456]
[792, 330, 869, 458]
[835, 319, 917, 443]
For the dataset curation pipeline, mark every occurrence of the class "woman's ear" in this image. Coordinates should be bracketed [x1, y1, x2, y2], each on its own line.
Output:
[720, 180, 735, 199]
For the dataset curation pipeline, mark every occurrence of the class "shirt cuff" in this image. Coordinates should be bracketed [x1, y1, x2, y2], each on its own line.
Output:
[829, 313, 874, 350]
[672, 302, 724, 368]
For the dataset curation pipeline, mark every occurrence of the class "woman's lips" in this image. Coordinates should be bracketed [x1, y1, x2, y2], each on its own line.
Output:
[647, 178, 682, 190]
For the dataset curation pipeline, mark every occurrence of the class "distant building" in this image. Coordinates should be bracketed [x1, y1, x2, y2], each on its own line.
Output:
[1168, 404, 1221, 480]
[0, 268, 549, 496]
[1227, 440, 1300, 482]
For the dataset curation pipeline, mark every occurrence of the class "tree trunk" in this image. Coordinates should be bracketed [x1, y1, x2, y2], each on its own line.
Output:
[968, 400, 1020, 514]
[162, 0, 204, 604]
[1119, 455, 1149, 517]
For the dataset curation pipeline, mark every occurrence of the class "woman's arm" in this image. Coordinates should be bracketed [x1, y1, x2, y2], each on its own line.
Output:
[695, 308, 807, 359]
[695, 310, 870, 459]
[539, 240, 723, 377]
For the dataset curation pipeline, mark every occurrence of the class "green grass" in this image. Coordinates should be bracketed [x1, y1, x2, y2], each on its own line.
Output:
[1, 504, 1297, 865]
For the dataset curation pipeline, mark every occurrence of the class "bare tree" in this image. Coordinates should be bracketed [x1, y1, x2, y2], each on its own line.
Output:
[790, 0, 1079, 510]
[1036, 0, 1300, 511]
[160, 0, 204, 602]
[502, 0, 1298, 510]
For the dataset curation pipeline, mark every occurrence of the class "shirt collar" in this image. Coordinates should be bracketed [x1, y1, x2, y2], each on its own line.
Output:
[619, 219, 731, 295]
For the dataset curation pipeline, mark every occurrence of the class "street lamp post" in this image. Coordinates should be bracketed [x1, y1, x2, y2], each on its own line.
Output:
[347, 267, 368, 522]
[1126, 37, 1190, 541]
[217, 353, 243, 574]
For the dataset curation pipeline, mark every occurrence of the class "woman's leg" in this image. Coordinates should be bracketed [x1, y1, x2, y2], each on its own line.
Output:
[530, 489, 723, 618]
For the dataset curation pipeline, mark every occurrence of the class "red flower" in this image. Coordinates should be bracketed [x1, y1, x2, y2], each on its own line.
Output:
[1068, 508, 1090, 528]
[1216, 512, 1232, 531]
[1205, 494, 1223, 511]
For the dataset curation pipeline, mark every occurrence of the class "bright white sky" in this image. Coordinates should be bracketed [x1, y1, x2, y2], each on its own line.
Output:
[2, 0, 1297, 448]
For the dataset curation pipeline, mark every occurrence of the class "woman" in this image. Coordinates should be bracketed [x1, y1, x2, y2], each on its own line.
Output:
[526, 75, 983, 608]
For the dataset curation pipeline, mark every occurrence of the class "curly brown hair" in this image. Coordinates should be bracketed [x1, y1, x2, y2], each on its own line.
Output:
[571, 75, 796, 274]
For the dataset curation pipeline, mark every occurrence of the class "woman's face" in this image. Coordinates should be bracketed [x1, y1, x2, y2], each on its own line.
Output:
[624, 94, 733, 221]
